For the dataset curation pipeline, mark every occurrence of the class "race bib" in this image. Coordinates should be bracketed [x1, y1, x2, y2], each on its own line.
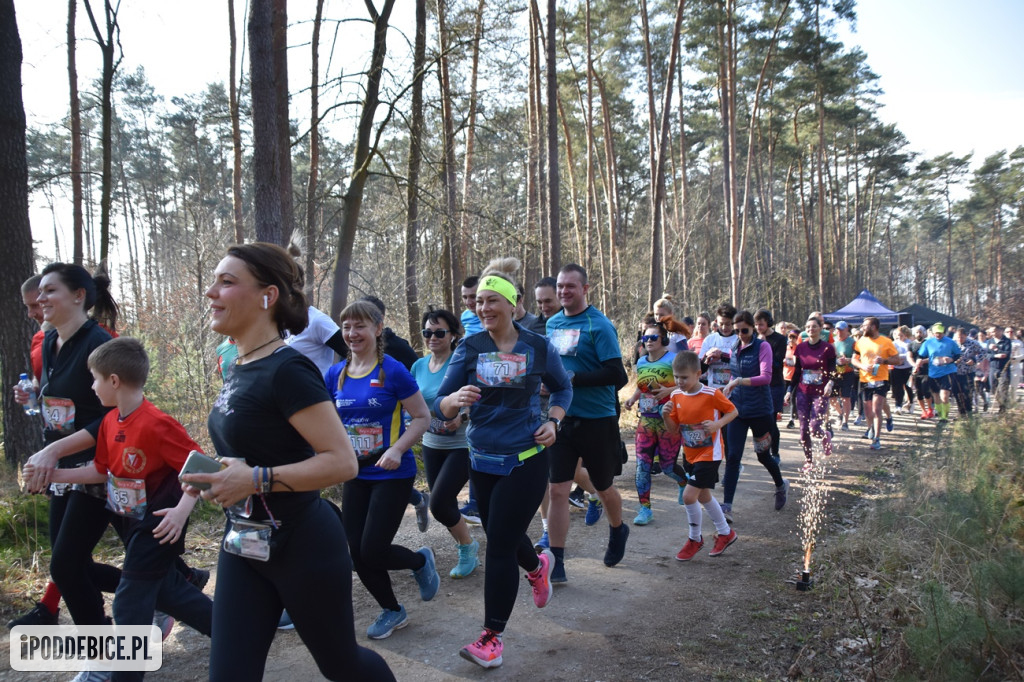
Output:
[106, 474, 147, 519]
[638, 395, 660, 416]
[802, 369, 824, 385]
[42, 396, 76, 434]
[866, 380, 885, 389]
[549, 329, 581, 357]
[476, 352, 528, 388]
[346, 423, 384, 459]
[709, 365, 731, 387]
[428, 416, 456, 435]
[681, 424, 713, 449]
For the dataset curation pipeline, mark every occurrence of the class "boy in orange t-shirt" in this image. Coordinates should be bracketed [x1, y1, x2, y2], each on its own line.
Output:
[661, 351, 739, 561]
[24, 338, 212, 668]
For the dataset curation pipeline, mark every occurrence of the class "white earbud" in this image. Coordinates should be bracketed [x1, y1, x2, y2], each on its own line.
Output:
[262, 295, 269, 310]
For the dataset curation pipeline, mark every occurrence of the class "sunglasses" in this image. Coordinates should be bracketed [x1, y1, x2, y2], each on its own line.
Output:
[422, 329, 451, 339]
[641, 334, 661, 343]
[736, 327, 753, 335]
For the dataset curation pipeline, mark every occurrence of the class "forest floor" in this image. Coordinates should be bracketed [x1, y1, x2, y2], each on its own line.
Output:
[1, 406, 940, 681]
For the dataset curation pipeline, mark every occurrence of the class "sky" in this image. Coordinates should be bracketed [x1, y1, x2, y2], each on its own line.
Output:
[836, 0, 1024, 162]
[11, 0, 1024, 257]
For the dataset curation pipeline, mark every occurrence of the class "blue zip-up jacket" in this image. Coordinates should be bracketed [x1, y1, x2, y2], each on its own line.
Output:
[729, 337, 774, 418]
[434, 322, 572, 455]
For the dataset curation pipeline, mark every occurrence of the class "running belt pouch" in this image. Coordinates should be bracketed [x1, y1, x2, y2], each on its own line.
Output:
[223, 516, 278, 562]
[469, 449, 524, 476]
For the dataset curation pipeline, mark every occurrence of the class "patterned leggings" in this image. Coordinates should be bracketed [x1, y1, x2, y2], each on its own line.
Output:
[796, 390, 832, 462]
[634, 416, 683, 507]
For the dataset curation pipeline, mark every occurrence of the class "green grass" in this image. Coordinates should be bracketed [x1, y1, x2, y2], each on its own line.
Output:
[822, 415, 1024, 680]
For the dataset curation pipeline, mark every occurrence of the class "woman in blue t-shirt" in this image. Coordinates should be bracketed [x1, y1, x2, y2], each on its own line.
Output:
[410, 307, 479, 579]
[326, 300, 435, 641]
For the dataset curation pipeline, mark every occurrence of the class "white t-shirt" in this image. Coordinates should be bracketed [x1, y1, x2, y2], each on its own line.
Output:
[285, 306, 341, 376]
[699, 332, 739, 389]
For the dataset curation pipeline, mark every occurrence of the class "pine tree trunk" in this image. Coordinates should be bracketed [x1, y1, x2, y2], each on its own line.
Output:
[305, 0, 324, 300]
[273, 0, 294, 247]
[68, 0, 84, 264]
[0, 0, 45, 463]
[436, 0, 457, 311]
[228, 0, 245, 244]
[249, 0, 283, 244]
[545, 0, 560, 275]
[82, 0, 119, 264]
[404, 0, 426, 346]
[458, 0, 485, 279]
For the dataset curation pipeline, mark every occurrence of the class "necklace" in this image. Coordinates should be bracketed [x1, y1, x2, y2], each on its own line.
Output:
[236, 335, 282, 364]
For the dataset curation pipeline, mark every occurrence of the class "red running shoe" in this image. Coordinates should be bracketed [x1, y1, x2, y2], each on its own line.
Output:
[709, 529, 738, 557]
[675, 537, 704, 561]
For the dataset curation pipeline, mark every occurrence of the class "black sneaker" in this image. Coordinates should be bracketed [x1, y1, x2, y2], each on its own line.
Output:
[603, 523, 630, 567]
[8, 602, 58, 628]
[188, 568, 211, 591]
[568, 487, 586, 509]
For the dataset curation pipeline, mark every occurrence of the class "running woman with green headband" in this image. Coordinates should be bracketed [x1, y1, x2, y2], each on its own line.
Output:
[435, 257, 573, 669]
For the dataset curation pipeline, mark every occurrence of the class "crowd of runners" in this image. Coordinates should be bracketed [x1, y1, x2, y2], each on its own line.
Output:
[9, 244, 1023, 679]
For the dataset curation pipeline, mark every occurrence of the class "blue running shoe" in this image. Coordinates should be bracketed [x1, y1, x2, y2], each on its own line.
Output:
[450, 540, 479, 579]
[413, 547, 440, 601]
[585, 498, 603, 526]
[886, 415, 894, 432]
[633, 506, 653, 525]
[367, 606, 408, 639]
[534, 530, 550, 551]
[277, 609, 294, 630]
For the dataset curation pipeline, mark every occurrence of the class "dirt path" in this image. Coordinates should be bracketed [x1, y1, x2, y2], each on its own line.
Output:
[2, 409, 934, 681]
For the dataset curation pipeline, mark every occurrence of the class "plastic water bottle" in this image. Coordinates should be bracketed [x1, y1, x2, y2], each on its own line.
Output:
[18, 373, 40, 416]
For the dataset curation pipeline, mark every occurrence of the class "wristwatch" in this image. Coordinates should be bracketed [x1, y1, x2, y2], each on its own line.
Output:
[548, 417, 562, 432]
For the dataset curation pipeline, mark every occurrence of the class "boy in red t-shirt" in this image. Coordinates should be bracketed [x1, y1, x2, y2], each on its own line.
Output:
[24, 338, 211, 678]
[661, 351, 739, 561]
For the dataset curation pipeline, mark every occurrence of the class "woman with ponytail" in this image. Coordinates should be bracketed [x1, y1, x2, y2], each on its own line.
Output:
[653, 296, 693, 353]
[326, 300, 437, 641]
[13, 263, 121, 629]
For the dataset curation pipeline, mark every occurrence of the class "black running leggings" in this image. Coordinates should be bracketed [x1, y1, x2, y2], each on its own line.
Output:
[422, 445, 470, 529]
[209, 498, 393, 681]
[49, 490, 121, 624]
[473, 450, 547, 633]
[890, 367, 914, 407]
[342, 476, 425, 612]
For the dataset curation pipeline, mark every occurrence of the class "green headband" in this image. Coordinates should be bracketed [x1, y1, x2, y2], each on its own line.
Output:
[478, 275, 517, 306]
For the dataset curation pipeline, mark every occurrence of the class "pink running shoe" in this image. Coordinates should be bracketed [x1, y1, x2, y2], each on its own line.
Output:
[460, 629, 504, 668]
[527, 549, 554, 608]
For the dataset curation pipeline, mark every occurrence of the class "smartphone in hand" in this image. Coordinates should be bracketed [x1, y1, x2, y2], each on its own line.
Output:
[179, 450, 225, 490]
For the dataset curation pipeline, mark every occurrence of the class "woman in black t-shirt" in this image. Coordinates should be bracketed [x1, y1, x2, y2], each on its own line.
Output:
[13, 263, 121, 628]
[182, 243, 393, 682]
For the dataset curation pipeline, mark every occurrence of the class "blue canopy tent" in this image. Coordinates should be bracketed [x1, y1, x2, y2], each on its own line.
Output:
[823, 289, 901, 326]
